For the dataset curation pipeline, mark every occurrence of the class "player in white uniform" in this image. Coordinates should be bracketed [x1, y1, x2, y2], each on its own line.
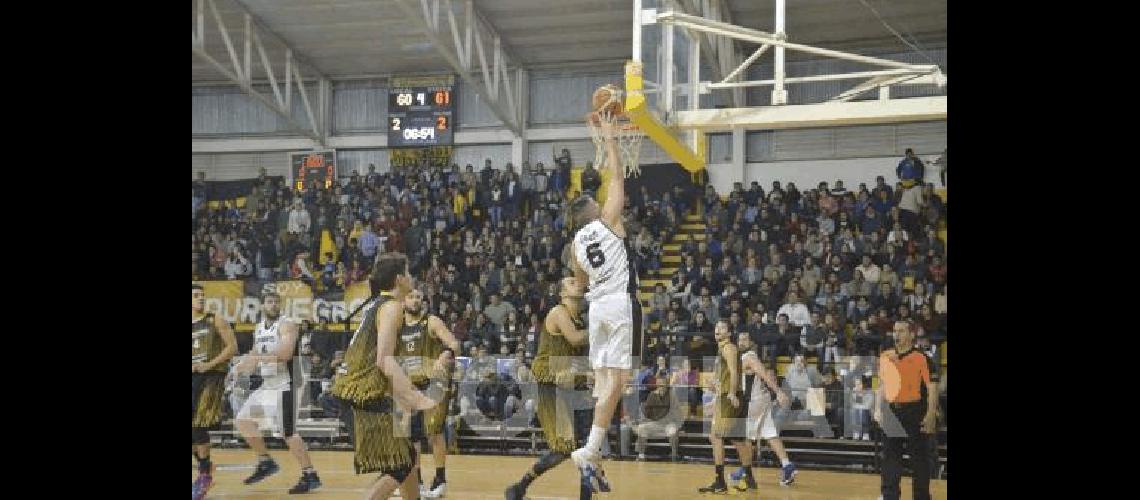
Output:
[731, 332, 798, 490]
[566, 118, 638, 493]
[230, 292, 322, 494]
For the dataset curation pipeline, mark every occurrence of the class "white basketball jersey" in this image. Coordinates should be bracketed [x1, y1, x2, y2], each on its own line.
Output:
[253, 317, 291, 386]
[741, 350, 770, 403]
[573, 219, 635, 302]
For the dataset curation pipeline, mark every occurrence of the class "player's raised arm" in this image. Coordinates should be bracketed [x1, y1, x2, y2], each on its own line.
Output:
[599, 120, 625, 236]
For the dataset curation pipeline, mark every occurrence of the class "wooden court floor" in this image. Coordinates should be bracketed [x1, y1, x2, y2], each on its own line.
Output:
[194, 449, 947, 499]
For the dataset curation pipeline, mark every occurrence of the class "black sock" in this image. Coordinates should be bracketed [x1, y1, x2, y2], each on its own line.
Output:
[519, 470, 538, 489]
[197, 454, 212, 474]
[258, 453, 273, 464]
[435, 467, 445, 483]
[715, 464, 725, 482]
[518, 451, 566, 489]
[743, 466, 754, 479]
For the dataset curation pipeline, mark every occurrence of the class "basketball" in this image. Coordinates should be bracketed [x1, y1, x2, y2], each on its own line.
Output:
[591, 84, 623, 117]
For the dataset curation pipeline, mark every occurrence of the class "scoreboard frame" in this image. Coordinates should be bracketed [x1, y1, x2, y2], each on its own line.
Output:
[388, 75, 456, 147]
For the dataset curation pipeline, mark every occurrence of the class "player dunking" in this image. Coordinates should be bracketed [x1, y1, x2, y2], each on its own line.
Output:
[192, 284, 238, 500]
[230, 291, 322, 494]
[504, 277, 591, 500]
[397, 288, 460, 498]
[567, 118, 636, 492]
[330, 252, 438, 500]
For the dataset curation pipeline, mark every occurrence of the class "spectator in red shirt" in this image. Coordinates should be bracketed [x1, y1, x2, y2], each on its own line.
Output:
[927, 256, 946, 284]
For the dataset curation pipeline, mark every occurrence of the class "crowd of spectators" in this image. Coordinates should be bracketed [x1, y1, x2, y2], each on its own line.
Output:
[192, 151, 684, 363]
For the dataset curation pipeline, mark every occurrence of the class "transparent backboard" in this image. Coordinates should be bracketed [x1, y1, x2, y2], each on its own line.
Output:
[637, 0, 697, 122]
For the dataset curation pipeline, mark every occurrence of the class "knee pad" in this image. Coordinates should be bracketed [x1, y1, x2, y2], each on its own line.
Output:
[192, 427, 210, 445]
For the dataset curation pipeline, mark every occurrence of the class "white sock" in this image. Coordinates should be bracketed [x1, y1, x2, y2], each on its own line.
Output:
[780, 458, 791, 467]
[586, 425, 607, 454]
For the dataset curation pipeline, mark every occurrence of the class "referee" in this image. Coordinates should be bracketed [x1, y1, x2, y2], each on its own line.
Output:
[874, 320, 938, 500]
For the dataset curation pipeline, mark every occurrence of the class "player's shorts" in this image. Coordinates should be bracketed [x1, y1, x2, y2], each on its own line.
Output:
[747, 397, 780, 441]
[192, 372, 226, 429]
[536, 383, 578, 453]
[235, 377, 295, 437]
[587, 292, 642, 370]
[351, 398, 415, 475]
[710, 391, 748, 439]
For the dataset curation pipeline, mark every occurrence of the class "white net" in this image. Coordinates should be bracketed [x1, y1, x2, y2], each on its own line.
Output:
[586, 106, 645, 178]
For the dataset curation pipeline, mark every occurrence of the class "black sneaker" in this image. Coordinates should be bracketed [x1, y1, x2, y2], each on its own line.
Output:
[243, 459, 280, 485]
[504, 482, 525, 500]
[288, 472, 322, 494]
[698, 478, 728, 494]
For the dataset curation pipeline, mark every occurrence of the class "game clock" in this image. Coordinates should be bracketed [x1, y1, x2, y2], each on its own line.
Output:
[388, 75, 455, 147]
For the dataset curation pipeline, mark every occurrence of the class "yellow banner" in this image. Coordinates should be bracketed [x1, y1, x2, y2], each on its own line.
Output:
[194, 280, 375, 333]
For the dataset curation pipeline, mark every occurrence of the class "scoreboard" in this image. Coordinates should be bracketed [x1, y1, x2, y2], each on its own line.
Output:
[388, 75, 456, 147]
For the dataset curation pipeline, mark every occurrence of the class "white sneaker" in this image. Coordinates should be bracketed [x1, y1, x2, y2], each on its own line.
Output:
[422, 482, 446, 498]
[571, 448, 610, 493]
[862, 433, 871, 441]
[637, 453, 647, 461]
[570, 448, 600, 469]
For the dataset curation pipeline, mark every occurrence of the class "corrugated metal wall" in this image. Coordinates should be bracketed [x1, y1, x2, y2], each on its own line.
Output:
[453, 144, 512, 169]
[191, 152, 292, 180]
[336, 149, 390, 175]
[332, 80, 388, 133]
[745, 121, 945, 162]
[529, 70, 623, 125]
[192, 85, 314, 135]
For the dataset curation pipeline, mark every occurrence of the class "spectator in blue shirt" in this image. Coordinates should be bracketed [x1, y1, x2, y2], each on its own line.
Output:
[896, 148, 925, 187]
[358, 225, 379, 259]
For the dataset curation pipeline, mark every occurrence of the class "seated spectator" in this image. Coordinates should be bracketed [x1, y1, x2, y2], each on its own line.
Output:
[631, 379, 682, 460]
[648, 283, 671, 324]
[800, 310, 826, 361]
[855, 254, 881, 285]
[224, 246, 252, 279]
[291, 251, 316, 285]
[844, 270, 873, 301]
[777, 291, 813, 327]
[669, 358, 701, 414]
[483, 293, 516, 328]
[784, 354, 821, 407]
[821, 368, 845, 438]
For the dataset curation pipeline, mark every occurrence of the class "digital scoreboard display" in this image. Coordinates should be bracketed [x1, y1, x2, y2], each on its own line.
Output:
[388, 75, 455, 147]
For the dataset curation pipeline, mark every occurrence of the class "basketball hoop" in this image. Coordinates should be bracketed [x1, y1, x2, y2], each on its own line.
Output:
[586, 106, 645, 179]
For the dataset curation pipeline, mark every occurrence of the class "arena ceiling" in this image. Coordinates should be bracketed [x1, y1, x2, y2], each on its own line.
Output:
[192, 0, 946, 83]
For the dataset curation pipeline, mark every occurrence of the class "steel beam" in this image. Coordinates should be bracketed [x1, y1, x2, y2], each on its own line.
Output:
[393, 0, 524, 136]
[192, 0, 330, 144]
[672, 95, 947, 131]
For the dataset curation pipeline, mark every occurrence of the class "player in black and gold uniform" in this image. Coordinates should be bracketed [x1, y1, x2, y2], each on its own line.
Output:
[698, 319, 754, 494]
[330, 253, 438, 500]
[192, 283, 238, 500]
[397, 289, 461, 498]
[505, 277, 591, 500]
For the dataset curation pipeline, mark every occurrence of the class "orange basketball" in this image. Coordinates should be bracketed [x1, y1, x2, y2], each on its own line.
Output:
[592, 84, 623, 117]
